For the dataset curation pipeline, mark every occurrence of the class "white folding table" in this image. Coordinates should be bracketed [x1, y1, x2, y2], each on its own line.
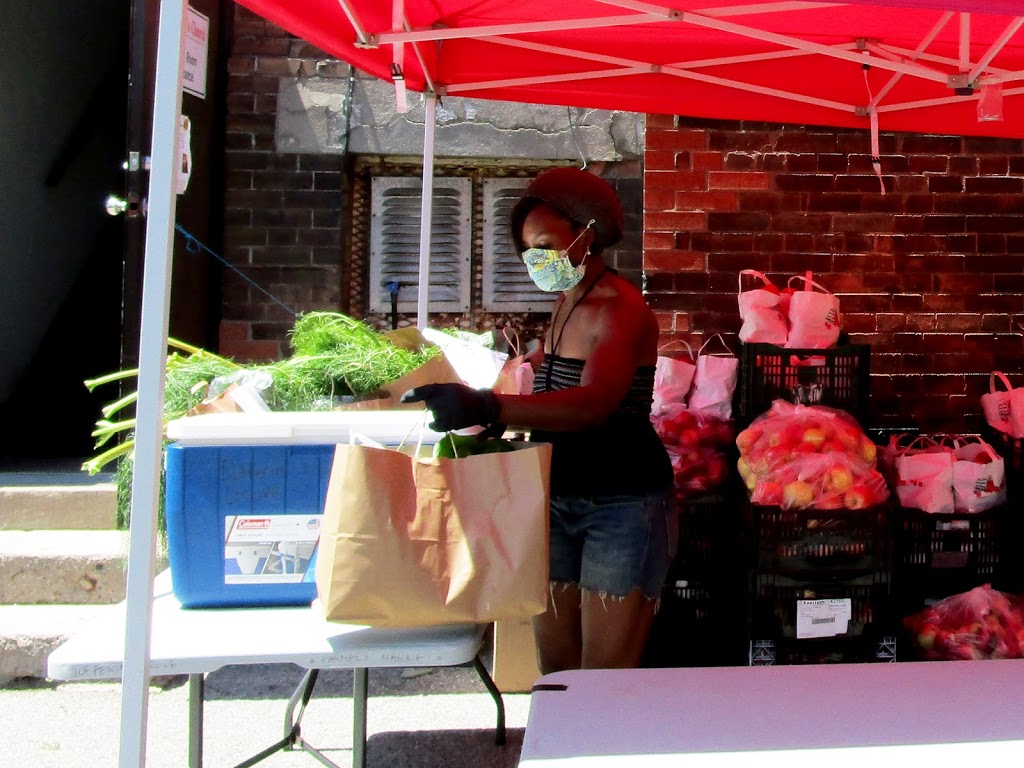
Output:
[47, 573, 505, 768]
[519, 661, 1024, 767]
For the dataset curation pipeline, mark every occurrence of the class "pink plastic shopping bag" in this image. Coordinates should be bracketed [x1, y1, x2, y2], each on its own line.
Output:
[737, 269, 788, 345]
[785, 273, 841, 349]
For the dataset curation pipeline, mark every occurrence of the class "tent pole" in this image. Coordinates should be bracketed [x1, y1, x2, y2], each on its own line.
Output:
[416, 91, 437, 330]
[118, 0, 186, 764]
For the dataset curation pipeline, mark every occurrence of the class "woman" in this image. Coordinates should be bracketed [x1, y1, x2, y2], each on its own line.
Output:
[403, 167, 673, 672]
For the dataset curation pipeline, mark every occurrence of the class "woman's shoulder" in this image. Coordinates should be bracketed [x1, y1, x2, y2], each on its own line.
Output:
[600, 272, 656, 317]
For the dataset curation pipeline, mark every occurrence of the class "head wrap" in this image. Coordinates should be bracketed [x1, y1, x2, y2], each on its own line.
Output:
[510, 167, 624, 254]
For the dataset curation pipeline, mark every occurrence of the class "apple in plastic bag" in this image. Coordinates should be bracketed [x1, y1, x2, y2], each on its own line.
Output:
[782, 480, 815, 508]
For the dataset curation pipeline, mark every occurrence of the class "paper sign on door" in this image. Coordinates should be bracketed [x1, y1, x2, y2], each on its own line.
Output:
[796, 598, 852, 639]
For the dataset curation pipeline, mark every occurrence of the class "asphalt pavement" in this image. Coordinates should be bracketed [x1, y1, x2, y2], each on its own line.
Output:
[2, 660, 532, 767]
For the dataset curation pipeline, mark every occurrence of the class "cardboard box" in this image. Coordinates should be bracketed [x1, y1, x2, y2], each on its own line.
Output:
[492, 617, 542, 693]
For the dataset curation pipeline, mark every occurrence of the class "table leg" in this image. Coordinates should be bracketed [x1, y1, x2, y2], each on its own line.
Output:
[471, 655, 506, 746]
[352, 668, 368, 768]
[188, 673, 204, 768]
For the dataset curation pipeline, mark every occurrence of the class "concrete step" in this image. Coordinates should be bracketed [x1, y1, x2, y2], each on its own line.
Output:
[0, 603, 123, 684]
[0, 483, 118, 531]
[0, 530, 139, 605]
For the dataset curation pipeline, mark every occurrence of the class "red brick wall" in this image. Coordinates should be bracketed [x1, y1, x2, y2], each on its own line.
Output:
[222, 7, 345, 361]
[644, 115, 1024, 432]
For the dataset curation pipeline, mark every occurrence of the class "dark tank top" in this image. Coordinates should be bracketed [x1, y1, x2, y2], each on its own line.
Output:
[530, 354, 672, 497]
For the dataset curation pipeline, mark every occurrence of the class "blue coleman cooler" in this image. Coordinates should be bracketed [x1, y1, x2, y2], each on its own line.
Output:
[163, 411, 442, 608]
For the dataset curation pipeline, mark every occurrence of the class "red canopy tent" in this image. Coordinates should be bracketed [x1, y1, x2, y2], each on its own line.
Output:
[120, 1, 1024, 765]
[237, 0, 1024, 139]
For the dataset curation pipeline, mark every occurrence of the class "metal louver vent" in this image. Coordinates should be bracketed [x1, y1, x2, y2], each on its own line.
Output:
[482, 177, 553, 312]
[369, 177, 471, 313]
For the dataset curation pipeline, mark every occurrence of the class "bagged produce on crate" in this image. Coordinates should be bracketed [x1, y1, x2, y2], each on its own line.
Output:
[784, 273, 841, 349]
[687, 334, 739, 420]
[893, 436, 955, 515]
[951, 436, 1007, 513]
[651, 340, 696, 415]
[737, 270, 787, 345]
[735, 400, 888, 510]
[892, 435, 1005, 514]
[905, 584, 1024, 660]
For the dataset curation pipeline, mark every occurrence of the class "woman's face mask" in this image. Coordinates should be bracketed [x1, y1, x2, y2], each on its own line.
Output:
[521, 221, 594, 293]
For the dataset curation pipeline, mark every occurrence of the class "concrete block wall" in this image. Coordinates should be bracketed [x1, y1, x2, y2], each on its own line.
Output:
[642, 114, 1024, 431]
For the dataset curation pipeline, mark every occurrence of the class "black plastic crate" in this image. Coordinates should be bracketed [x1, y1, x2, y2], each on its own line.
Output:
[743, 500, 892, 580]
[750, 571, 893, 643]
[738, 343, 870, 423]
[749, 634, 897, 665]
[670, 492, 743, 577]
[896, 505, 1002, 576]
[644, 577, 747, 668]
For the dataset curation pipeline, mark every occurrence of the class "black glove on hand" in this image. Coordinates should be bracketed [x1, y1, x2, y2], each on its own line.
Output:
[400, 383, 501, 432]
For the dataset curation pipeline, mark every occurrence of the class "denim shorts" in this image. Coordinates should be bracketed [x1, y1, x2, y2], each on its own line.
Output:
[548, 490, 672, 600]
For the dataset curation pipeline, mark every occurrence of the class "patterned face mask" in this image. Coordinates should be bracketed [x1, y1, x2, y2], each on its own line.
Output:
[521, 220, 594, 293]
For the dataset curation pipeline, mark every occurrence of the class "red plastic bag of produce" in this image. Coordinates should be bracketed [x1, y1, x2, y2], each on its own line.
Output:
[651, 402, 733, 498]
[905, 585, 1024, 660]
[746, 451, 887, 510]
[735, 400, 888, 510]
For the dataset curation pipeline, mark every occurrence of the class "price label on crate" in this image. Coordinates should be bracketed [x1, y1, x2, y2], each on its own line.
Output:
[796, 598, 852, 639]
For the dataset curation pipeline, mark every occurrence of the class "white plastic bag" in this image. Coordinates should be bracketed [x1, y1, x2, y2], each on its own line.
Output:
[894, 436, 955, 515]
[651, 340, 696, 416]
[952, 438, 1007, 513]
[737, 269, 788, 345]
[785, 273, 841, 349]
[687, 334, 738, 420]
[981, 371, 1024, 439]
[421, 327, 507, 389]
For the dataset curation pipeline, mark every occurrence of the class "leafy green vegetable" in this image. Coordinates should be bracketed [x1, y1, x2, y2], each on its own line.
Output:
[433, 432, 516, 459]
[84, 311, 446, 531]
[286, 312, 439, 397]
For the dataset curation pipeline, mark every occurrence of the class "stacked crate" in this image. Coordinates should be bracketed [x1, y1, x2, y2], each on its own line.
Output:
[642, 488, 748, 668]
[737, 343, 871, 428]
[736, 342, 898, 665]
[744, 500, 897, 665]
[983, 428, 1024, 594]
[895, 430, 1020, 652]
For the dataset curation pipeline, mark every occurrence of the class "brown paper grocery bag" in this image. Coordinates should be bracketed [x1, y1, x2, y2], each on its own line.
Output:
[315, 441, 551, 627]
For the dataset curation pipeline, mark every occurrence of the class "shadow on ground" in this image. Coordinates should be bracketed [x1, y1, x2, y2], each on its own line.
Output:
[309, 728, 526, 768]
